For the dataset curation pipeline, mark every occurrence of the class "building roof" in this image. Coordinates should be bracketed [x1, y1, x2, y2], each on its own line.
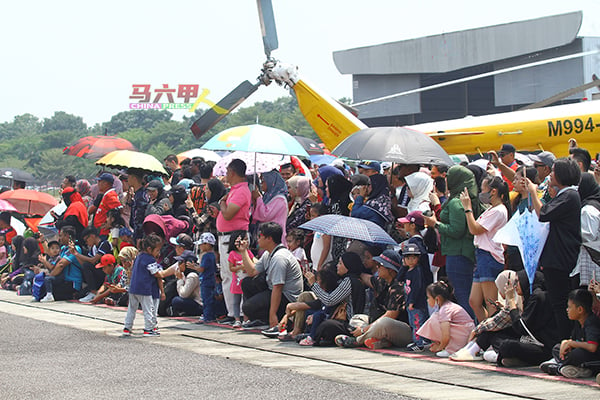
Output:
[333, 12, 582, 75]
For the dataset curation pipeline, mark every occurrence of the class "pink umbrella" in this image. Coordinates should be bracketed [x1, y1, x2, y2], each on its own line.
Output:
[0, 199, 18, 212]
[212, 151, 290, 176]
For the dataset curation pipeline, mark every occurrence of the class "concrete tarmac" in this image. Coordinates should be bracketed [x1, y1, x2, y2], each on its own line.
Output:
[1, 290, 598, 399]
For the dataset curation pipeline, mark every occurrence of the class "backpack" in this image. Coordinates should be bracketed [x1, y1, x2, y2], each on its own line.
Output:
[32, 272, 47, 301]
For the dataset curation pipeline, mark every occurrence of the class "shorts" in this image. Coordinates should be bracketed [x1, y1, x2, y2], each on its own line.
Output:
[473, 248, 504, 282]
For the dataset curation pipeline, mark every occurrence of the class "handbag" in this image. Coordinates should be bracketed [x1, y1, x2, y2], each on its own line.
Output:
[331, 301, 348, 321]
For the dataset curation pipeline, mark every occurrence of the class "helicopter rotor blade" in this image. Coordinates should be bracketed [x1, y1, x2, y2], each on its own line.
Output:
[190, 80, 260, 139]
[256, 0, 278, 58]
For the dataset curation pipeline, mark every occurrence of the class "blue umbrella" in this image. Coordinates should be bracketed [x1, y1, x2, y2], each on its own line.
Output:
[202, 124, 309, 157]
[299, 214, 397, 245]
[310, 154, 338, 165]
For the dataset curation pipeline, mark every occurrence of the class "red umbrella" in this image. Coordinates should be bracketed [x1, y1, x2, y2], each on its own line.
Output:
[0, 189, 58, 216]
[63, 136, 136, 159]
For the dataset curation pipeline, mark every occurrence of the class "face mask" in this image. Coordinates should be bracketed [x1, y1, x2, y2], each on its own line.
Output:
[478, 191, 491, 204]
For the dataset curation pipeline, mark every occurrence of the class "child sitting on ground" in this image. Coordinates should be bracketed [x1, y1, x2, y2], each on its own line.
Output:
[90, 254, 128, 306]
[123, 233, 165, 337]
[197, 232, 218, 324]
[417, 280, 475, 357]
[36, 240, 61, 274]
[398, 243, 429, 351]
[0, 233, 8, 271]
[228, 231, 253, 328]
[540, 289, 600, 378]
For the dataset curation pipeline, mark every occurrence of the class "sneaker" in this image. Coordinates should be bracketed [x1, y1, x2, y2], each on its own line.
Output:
[261, 326, 282, 338]
[79, 292, 95, 303]
[122, 328, 132, 336]
[365, 338, 389, 350]
[450, 347, 483, 361]
[40, 293, 55, 303]
[483, 349, 498, 363]
[501, 358, 527, 368]
[334, 334, 358, 348]
[143, 329, 160, 337]
[217, 315, 235, 324]
[165, 306, 174, 317]
[559, 365, 593, 379]
[596, 372, 600, 385]
[436, 350, 450, 358]
[232, 320, 242, 329]
[241, 319, 267, 329]
[405, 342, 425, 352]
[539, 359, 558, 374]
[299, 336, 315, 346]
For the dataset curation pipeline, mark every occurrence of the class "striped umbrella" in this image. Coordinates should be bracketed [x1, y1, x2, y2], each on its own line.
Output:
[64, 136, 136, 160]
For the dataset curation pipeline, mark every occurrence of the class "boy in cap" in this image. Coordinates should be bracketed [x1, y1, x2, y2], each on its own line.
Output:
[90, 254, 128, 305]
[357, 161, 381, 177]
[529, 151, 556, 202]
[489, 144, 518, 191]
[399, 243, 430, 351]
[398, 210, 433, 286]
[196, 232, 217, 323]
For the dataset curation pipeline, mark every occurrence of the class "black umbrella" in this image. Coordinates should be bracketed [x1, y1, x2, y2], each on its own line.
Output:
[0, 168, 35, 183]
[293, 136, 324, 155]
[332, 127, 454, 166]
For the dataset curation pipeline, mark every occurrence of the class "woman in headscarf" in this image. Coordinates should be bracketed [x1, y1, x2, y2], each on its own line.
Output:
[76, 179, 93, 208]
[303, 252, 366, 346]
[167, 184, 191, 219]
[193, 178, 227, 234]
[315, 165, 343, 203]
[0, 236, 40, 291]
[405, 171, 434, 213]
[252, 170, 289, 243]
[0, 235, 24, 289]
[572, 172, 600, 286]
[326, 174, 353, 262]
[145, 180, 170, 217]
[351, 174, 393, 229]
[423, 165, 482, 320]
[56, 187, 89, 240]
[286, 176, 312, 233]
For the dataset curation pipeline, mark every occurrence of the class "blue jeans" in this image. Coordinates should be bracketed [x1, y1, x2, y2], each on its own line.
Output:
[201, 285, 216, 321]
[445, 255, 475, 320]
[407, 308, 429, 345]
[171, 296, 203, 316]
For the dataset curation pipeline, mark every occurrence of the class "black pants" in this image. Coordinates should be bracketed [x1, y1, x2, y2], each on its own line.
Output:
[497, 339, 551, 366]
[543, 268, 574, 340]
[314, 319, 351, 345]
[476, 328, 518, 351]
[81, 262, 105, 292]
[241, 276, 288, 322]
[552, 343, 600, 367]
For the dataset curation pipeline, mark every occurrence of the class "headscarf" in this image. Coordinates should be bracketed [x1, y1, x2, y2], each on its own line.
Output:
[287, 176, 311, 203]
[76, 179, 91, 197]
[327, 175, 352, 216]
[62, 187, 83, 206]
[261, 170, 288, 204]
[340, 252, 364, 276]
[11, 236, 24, 272]
[62, 187, 89, 228]
[517, 269, 545, 298]
[21, 237, 41, 267]
[495, 270, 519, 298]
[340, 251, 366, 317]
[579, 172, 600, 212]
[405, 172, 433, 213]
[444, 165, 482, 217]
[147, 180, 165, 199]
[206, 178, 226, 204]
[364, 174, 393, 223]
[465, 164, 486, 191]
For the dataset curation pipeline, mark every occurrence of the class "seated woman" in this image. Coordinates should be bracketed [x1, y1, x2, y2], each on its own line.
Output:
[1, 236, 40, 293]
[169, 250, 203, 317]
[286, 176, 312, 233]
[351, 174, 393, 229]
[417, 280, 475, 357]
[302, 252, 366, 346]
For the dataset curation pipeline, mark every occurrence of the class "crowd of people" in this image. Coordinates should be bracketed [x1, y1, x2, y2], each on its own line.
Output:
[2, 141, 600, 384]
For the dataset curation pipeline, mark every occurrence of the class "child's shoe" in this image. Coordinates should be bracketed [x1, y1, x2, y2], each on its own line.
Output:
[122, 328, 132, 337]
[143, 329, 160, 337]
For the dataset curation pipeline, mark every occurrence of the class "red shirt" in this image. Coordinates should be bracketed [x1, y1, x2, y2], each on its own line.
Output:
[93, 189, 122, 235]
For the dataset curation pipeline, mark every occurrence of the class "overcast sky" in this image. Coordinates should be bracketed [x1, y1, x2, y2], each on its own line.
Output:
[1, 0, 599, 126]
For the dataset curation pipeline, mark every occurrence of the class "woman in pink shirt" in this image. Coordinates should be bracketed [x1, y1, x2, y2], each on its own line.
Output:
[252, 170, 288, 244]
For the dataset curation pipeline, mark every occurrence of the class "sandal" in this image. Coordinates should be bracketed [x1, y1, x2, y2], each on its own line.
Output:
[298, 336, 315, 346]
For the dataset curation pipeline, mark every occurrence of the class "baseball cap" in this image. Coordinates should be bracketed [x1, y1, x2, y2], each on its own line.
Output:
[357, 161, 381, 172]
[95, 253, 116, 269]
[198, 232, 216, 246]
[498, 144, 516, 156]
[528, 151, 556, 167]
[350, 174, 370, 186]
[372, 249, 402, 273]
[98, 172, 115, 184]
[398, 210, 425, 227]
[402, 242, 422, 256]
[174, 249, 198, 263]
[169, 233, 194, 250]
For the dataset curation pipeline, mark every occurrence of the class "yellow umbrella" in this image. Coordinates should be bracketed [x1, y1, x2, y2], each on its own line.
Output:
[96, 150, 168, 175]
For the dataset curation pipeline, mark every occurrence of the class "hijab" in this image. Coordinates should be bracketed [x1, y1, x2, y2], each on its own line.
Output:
[62, 187, 83, 206]
[327, 174, 352, 216]
[444, 165, 482, 217]
[364, 174, 393, 223]
[11, 236, 24, 271]
[340, 251, 366, 317]
[21, 237, 41, 267]
[261, 170, 288, 204]
[405, 172, 433, 212]
[341, 251, 364, 276]
[495, 270, 519, 298]
[287, 176, 311, 203]
[62, 187, 89, 228]
[517, 269, 545, 298]
[579, 172, 600, 212]
[76, 179, 91, 197]
[206, 178, 226, 204]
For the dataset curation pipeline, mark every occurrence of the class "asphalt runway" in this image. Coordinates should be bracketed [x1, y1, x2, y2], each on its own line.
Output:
[0, 312, 413, 400]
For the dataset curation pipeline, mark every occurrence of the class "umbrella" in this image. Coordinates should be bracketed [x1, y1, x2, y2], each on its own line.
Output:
[176, 149, 222, 164]
[310, 154, 338, 166]
[0, 168, 35, 184]
[63, 135, 136, 159]
[0, 200, 18, 212]
[213, 152, 290, 176]
[96, 150, 168, 175]
[332, 127, 454, 166]
[293, 136, 324, 155]
[0, 189, 58, 216]
[202, 124, 310, 157]
[299, 215, 397, 245]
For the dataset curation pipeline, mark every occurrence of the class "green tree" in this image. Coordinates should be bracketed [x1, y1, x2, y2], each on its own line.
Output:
[103, 110, 173, 134]
[0, 113, 43, 139]
[42, 111, 87, 134]
[33, 149, 97, 184]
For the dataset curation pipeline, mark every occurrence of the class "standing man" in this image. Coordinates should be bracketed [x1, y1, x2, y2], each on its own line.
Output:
[164, 154, 181, 185]
[93, 173, 123, 239]
[214, 159, 251, 324]
[279, 163, 297, 181]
